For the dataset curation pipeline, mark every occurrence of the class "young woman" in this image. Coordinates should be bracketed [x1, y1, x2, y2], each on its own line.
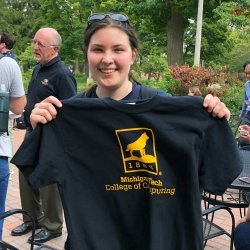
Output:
[25, 13, 232, 250]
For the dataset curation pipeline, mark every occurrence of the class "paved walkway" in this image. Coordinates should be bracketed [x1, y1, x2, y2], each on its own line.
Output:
[2, 128, 244, 249]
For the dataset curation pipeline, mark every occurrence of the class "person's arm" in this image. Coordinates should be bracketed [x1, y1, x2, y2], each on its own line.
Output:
[9, 96, 26, 115]
[236, 204, 250, 227]
[203, 94, 230, 120]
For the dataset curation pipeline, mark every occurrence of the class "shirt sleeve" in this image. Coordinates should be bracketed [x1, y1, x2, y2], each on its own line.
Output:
[241, 81, 250, 117]
[10, 122, 65, 188]
[54, 72, 77, 100]
[199, 118, 242, 195]
[156, 89, 172, 97]
[5, 58, 25, 97]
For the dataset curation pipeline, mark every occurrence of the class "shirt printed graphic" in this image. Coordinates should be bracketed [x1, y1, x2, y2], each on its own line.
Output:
[107, 128, 176, 196]
[116, 128, 158, 175]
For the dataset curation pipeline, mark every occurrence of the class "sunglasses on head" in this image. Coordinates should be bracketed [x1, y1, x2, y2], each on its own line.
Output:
[87, 13, 129, 26]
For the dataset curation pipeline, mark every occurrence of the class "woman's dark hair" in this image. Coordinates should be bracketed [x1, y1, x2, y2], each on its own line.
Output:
[84, 17, 139, 53]
[0, 32, 15, 50]
[243, 61, 250, 70]
[83, 17, 140, 82]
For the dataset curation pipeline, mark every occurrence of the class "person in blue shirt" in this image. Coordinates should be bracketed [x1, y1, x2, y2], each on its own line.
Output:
[240, 61, 250, 119]
[0, 56, 26, 241]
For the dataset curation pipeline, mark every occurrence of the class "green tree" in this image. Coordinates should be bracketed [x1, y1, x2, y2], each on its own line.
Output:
[228, 40, 250, 72]
[0, 0, 41, 56]
[34, 0, 87, 65]
[112, 0, 249, 67]
[1, 0, 249, 75]
[214, 1, 250, 71]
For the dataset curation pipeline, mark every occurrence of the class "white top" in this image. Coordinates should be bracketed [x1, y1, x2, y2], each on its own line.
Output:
[0, 56, 25, 157]
[9, 111, 22, 119]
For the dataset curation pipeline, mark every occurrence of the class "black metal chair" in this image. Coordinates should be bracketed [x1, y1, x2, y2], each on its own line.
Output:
[0, 209, 58, 250]
[0, 209, 35, 250]
[202, 189, 249, 217]
[202, 205, 235, 250]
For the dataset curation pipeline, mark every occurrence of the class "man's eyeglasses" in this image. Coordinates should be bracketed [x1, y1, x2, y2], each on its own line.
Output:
[87, 13, 129, 26]
[32, 40, 57, 49]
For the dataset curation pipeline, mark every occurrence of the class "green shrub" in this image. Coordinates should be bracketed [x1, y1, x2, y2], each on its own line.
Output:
[219, 82, 244, 115]
[74, 73, 87, 92]
[140, 68, 184, 95]
[22, 69, 33, 92]
[22, 64, 245, 115]
[141, 65, 245, 115]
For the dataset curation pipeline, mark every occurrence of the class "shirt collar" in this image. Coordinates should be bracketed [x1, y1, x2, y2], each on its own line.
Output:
[40, 56, 60, 67]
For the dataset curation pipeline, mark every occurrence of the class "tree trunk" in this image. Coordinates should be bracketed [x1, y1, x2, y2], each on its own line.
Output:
[74, 60, 80, 74]
[167, 9, 184, 66]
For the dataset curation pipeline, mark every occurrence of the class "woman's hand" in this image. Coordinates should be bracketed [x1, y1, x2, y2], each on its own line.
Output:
[30, 96, 62, 129]
[203, 94, 230, 120]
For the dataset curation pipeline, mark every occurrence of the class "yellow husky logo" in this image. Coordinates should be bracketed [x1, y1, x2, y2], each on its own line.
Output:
[126, 132, 149, 157]
[116, 128, 158, 175]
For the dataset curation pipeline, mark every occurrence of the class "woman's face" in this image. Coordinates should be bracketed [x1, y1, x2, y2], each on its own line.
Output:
[87, 27, 136, 92]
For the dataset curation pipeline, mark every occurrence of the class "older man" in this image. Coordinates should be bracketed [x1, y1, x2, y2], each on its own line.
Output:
[11, 27, 77, 244]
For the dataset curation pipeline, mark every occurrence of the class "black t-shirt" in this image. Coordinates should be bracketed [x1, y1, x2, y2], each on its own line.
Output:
[11, 96, 242, 250]
[24, 56, 77, 127]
